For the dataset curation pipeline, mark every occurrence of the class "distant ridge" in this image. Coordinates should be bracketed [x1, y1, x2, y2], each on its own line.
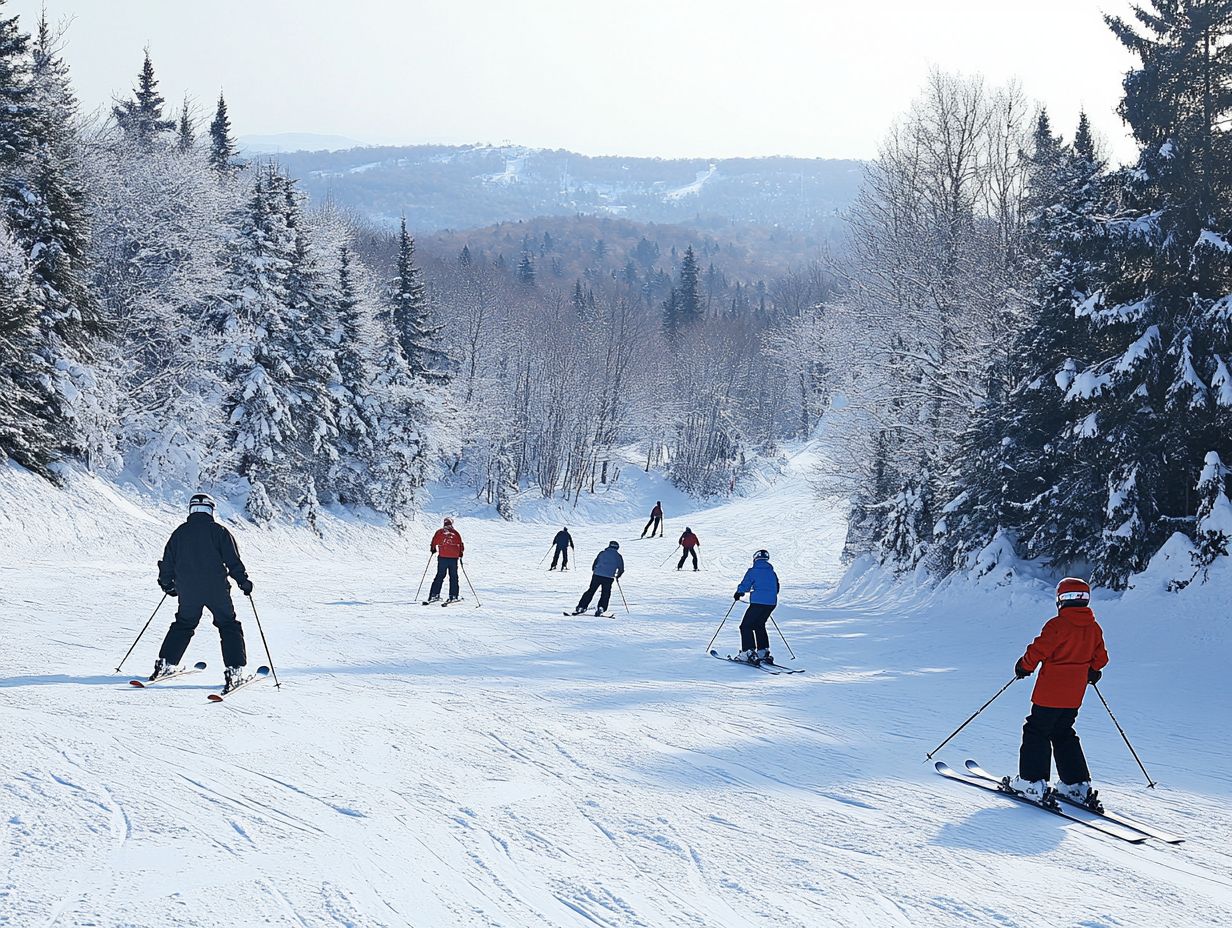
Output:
[239, 132, 366, 154]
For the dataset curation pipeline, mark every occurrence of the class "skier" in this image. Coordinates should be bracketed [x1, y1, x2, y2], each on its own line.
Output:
[425, 517, 465, 604]
[549, 526, 574, 571]
[732, 549, 779, 664]
[1008, 577, 1108, 807]
[640, 501, 664, 538]
[570, 541, 625, 616]
[676, 527, 701, 571]
[154, 493, 253, 691]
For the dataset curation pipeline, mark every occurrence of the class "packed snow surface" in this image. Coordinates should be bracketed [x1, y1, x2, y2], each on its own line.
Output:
[2, 447, 1231, 927]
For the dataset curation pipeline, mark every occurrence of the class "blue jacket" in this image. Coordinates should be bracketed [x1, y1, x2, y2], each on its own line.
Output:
[736, 560, 779, 605]
[592, 545, 625, 579]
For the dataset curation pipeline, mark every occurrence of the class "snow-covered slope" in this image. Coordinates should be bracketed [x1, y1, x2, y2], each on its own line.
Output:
[2, 449, 1230, 927]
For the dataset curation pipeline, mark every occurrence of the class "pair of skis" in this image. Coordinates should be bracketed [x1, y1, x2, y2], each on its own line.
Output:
[563, 611, 617, 618]
[709, 649, 804, 675]
[937, 759, 1183, 844]
[128, 661, 271, 702]
[421, 598, 470, 608]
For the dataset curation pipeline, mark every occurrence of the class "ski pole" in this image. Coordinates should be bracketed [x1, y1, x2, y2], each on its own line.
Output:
[1093, 683, 1157, 788]
[615, 578, 630, 614]
[660, 545, 681, 567]
[538, 545, 553, 568]
[246, 593, 282, 689]
[460, 560, 482, 607]
[924, 677, 1017, 760]
[413, 552, 433, 601]
[114, 593, 167, 673]
[705, 601, 737, 652]
[768, 614, 797, 660]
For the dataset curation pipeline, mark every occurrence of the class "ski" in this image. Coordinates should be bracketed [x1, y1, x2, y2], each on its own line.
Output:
[935, 762, 1146, 843]
[562, 611, 616, 618]
[709, 650, 804, 674]
[963, 760, 1183, 844]
[441, 599, 463, 607]
[421, 600, 439, 606]
[129, 660, 207, 687]
[207, 666, 270, 702]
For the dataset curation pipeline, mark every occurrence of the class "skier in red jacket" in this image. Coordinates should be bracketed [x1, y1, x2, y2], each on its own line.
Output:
[1009, 577, 1108, 807]
[676, 527, 700, 571]
[425, 517, 465, 604]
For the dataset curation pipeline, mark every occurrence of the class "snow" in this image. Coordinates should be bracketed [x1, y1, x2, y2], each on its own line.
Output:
[664, 163, 718, 201]
[3, 449, 1232, 927]
[1197, 230, 1232, 252]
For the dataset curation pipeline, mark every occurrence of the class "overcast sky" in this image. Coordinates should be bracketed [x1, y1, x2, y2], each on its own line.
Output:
[12, 0, 1142, 162]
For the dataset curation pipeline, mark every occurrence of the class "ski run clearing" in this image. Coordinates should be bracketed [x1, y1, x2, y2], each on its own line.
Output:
[2, 446, 1231, 928]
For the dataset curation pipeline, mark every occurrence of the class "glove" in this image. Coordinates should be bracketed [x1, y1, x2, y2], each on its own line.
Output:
[430, 546, 437, 555]
[239, 579, 254, 596]
[733, 591, 743, 601]
[1014, 659, 1032, 679]
[160, 584, 177, 598]
[1088, 667, 1102, 685]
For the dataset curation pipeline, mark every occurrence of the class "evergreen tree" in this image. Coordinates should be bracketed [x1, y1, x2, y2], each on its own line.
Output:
[390, 217, 447, 382]
[331, 245, 376, 506]
[677, 245, 703, 326]
[112, 50, 175, 147]
[0, 0, 32, 168]
[1192, 450, 1232, 572]
[0, 221, 55, 475]
[208, 92, 236, 175]
[458, 243, 472, 267]
[662, 287, 681, 341]
[176, 97, 195, 152]
[517, 252, 535, 285]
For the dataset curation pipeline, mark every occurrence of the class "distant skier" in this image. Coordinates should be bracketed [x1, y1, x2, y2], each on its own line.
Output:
[676, 527, 701, 571]
[550, 527, 574, 571]
[154, 493, 253, 691]
[570, 541, 625, 616]
[732, 549, 779, 664]
[425, 517, 465, 604]
[1008, 577, 1108, 807]
[640, 501, 664, 538]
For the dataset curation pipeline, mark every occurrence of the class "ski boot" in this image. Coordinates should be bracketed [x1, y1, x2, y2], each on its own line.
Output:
[223, 666, 246, 694]
[570, 606, 587, 615]
[549, 566, 557, 571]
[1005, 776, 1052, 804]
[148, 658, 175, 681]
[422, 595, 441, 605]
[1056, 781, 1103, 812]
[594, 605, 604, 616]
[734, 649, 757, 663]
[444, 597, 461, 606]
[755, 648, 774, 666]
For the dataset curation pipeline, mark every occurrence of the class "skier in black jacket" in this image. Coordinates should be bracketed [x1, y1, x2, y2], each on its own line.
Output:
[154, 493, 253, 689]
[550, 527, 574, 571]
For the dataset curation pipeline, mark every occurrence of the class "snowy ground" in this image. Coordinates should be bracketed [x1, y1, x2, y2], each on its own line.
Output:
[2, 447, 1231, 927]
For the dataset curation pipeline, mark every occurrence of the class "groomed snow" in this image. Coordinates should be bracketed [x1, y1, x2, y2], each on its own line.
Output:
[2, 447, 1230, 927]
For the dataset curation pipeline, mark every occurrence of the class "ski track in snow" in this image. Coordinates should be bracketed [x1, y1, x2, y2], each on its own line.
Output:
[2, 446, 1231, 926]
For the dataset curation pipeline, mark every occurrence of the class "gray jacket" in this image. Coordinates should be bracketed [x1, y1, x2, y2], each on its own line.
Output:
[592, 546, 625, 579]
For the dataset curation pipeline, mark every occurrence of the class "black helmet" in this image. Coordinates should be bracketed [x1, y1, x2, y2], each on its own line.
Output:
[609, 540, 620, 549]
[753, 549, 770, 562]
[189, 493, 216, 515]
[685, 526, 692, 532]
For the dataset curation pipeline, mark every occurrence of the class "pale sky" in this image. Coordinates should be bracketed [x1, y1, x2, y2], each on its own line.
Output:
[13, 0, 1142, 162]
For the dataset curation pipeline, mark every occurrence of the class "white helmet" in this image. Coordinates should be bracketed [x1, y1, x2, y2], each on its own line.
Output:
[189, 493, 216, 515]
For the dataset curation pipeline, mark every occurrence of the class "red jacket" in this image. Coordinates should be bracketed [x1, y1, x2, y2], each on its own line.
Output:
[679, 531, 699, 549]
[1020, 607, 1108, 709]
[651, 504, 662, 518]
[430, 527, 464, 559]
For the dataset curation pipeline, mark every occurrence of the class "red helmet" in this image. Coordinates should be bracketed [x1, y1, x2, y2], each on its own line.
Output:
[1056, 577, 1091, 608]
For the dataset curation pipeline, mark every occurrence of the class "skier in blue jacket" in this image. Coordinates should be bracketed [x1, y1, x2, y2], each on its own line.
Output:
[733, 549, 779, 665]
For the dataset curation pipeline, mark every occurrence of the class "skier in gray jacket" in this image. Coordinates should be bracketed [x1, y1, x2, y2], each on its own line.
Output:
[571, 541, 625, 616]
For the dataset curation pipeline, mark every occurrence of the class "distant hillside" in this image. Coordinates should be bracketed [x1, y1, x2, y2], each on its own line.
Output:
[270, 144, 863, 234]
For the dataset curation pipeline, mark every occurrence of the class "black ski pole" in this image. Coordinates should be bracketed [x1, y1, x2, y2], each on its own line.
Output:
[115, 593, 167, 673]
[615, 578, 630, 614]
[705, 601, 737, 652]
[460, 560, 482, 607]
[660, 545, 681, 568]
[924, 677, 1017, 760]
[768, 614, 797, 660]
[538, 545, 553, 568]
[246, 593, 282, 689]
[414, 552, 433, 601]
[1093, 683, 1157, 788]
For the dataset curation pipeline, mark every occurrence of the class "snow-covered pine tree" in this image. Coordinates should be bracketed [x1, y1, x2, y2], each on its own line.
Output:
[517, 252, 535, 286]
[677, 245, 703, 327]
[368, 301, 429, 529]
[221, 167, 300, 521]
[390, 217, 448, 383]
[111, 50, 175, 148]
[208, 92, 237, 175]
[876, 475, 934, 570]
[176, 97, 195, 152]
[1192, 450, 1232, 571]
[329, 245, 376, 507]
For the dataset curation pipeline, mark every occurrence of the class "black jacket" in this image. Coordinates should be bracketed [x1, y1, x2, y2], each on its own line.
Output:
[158, 513, 251, 594]
[552, 530, 573, 549]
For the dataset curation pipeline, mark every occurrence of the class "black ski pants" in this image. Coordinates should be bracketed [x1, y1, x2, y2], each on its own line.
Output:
[641, 515, 662, 538]
[430, 556, 460, 599]
[159, 587, 247, 667]
[739, 602, 774, 651]
[551, 545, 570, 569]
[677, 548, 699, 570]
[1019, 704, 1091, 784]
[577, 574, 614, 613]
